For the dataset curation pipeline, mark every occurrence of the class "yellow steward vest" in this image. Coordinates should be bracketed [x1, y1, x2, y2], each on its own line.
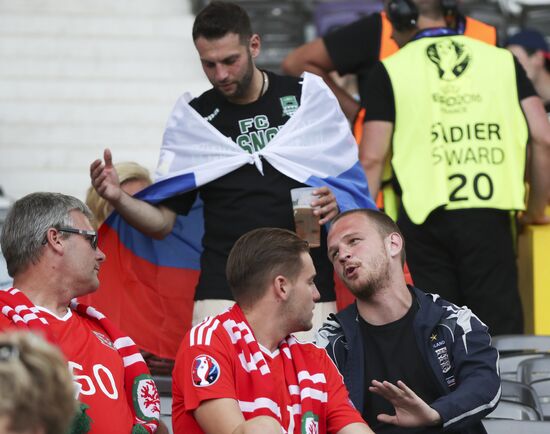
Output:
[383, 35, 528, 224]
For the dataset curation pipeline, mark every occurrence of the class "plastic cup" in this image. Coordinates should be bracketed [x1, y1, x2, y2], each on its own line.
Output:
[291, 187, 321, 248]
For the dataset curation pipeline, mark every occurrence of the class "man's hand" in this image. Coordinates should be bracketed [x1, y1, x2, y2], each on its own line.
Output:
[89, 148, 176, 238]
[156, 420, 171, 434]
[312, 186, 339, 225]
[519, 210, 550, 227]
[90, 148, 122, 203]
[369, 380, 441, 428]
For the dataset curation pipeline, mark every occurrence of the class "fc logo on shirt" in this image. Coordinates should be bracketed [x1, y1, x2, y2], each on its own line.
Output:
[192, 355, 220, 387]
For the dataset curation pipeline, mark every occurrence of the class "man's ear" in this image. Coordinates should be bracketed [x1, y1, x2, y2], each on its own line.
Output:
[387, 232, 403, 259]
[533, 50, 545, 68]
[249, 34, 261, 59]
[273, 274, 291, 301]
[44, 228, 65, 254]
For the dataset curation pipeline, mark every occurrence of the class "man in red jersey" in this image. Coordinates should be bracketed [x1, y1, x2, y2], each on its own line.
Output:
[172, 227, 374, 434]
[0, 192, 168, 434]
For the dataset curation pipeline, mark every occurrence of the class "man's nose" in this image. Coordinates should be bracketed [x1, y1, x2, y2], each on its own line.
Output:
[338, 248, 350, 263]
[96, 247, 106, 262]
[215, 64, 229, 82]
[312, 285, 321, 302]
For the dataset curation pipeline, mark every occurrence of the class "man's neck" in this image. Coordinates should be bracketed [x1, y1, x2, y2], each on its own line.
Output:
[243, 305, 287, 353]
[356, 281, 412, 326]
[13, 274, 72, 318]
[227, 67, 265, 105]
[417, 15, 447, 30]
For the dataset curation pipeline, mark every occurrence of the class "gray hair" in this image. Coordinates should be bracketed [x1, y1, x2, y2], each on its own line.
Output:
[0, 192, 93, 277]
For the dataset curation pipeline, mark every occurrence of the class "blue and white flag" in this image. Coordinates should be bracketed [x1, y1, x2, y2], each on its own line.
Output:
[91, 72, 375, 359]
[156, 72, 375, 210]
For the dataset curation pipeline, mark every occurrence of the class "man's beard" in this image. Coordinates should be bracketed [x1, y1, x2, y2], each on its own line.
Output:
[353, 268, 390, 301]
[217, 53, 254, 99]
[345, 256, 390, 301]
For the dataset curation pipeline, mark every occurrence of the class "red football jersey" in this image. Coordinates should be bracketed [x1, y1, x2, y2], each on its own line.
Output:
[172, 316, 364, 434]
[0, 308, 134, 433]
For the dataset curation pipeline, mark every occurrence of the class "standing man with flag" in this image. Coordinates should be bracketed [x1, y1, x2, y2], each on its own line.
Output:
[90, 0, 374, 346]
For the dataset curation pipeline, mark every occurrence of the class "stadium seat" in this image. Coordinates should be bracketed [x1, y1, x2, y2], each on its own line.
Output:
[530, 379, 550, 420]
[483, 419, 550, 433]
[486, 400, 542, 421]
[235, 0, 310, 72]
[492, 335, 550, 353]
[499, 352, 547, 381]
[501, 380, 544, 419]
[517, 356, 550, 384]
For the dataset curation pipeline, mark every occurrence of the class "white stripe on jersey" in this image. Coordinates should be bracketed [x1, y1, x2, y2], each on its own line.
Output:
[190, 316, 220, 346]
[297, 371, 326, 384]
[237, 351, 270, 374]
[122, 353, 142, 367]
[300, 387, 328, 403]
[114, 336, 135, 349]
[282, 347, 291, 359]
[85, 306, 106, 320]
[239, 397, 282, 418]
[22, 313, 39, 322]
[223, 319, 255, 344]
[204, 319, 220, 345]
[14, 305, 28, 313]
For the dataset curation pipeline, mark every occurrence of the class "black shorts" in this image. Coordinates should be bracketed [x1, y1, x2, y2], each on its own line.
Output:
[397, 207, 523, 335]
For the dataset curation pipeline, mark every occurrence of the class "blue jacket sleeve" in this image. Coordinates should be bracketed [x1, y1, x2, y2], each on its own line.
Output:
[429, 307, 501, 431]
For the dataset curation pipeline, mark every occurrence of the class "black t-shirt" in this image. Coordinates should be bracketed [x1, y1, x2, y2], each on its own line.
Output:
[161, 71, 335, 301]
[359, 301, 442, 433]
[323, 13, 383, 103]
[363, 43, 537, 122]
[324, 14, 501, 107]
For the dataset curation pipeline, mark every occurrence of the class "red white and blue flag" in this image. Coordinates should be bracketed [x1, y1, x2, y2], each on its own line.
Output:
[87, 73, 376, 359]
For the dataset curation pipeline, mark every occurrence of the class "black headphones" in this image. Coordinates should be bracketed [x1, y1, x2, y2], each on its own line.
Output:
[387, 0, 459, 31]
[386, 0, 418, 32]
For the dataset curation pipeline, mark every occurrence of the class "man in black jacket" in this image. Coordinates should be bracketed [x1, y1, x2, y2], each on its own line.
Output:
[320, 209, 500, 433]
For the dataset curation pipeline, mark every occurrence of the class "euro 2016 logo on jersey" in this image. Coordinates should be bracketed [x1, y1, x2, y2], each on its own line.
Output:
[427, 38, 471, 81]
[192, 355, 220, 387]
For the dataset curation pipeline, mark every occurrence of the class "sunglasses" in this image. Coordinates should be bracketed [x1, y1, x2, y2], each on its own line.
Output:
[58, 227, 98, 250]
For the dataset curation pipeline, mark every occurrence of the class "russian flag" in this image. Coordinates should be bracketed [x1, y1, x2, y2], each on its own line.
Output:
[86, 73, 376, 359]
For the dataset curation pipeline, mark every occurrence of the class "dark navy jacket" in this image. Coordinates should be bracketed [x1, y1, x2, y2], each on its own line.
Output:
[317, 287, 501, 433]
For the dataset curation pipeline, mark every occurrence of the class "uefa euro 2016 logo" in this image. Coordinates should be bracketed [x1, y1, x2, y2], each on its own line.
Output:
[427, 39, 471, 81]
[192, 355, 220, 387]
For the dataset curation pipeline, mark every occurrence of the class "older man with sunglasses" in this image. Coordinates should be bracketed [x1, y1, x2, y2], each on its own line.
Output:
[0, 192, 168, 434]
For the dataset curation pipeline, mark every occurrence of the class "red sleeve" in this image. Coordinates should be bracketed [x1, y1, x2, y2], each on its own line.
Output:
[173, 328, 237, 413]
[324, 351, 366, 433]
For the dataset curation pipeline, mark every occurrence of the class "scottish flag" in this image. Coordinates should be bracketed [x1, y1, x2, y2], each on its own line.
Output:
[89, 73, 375, 359]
